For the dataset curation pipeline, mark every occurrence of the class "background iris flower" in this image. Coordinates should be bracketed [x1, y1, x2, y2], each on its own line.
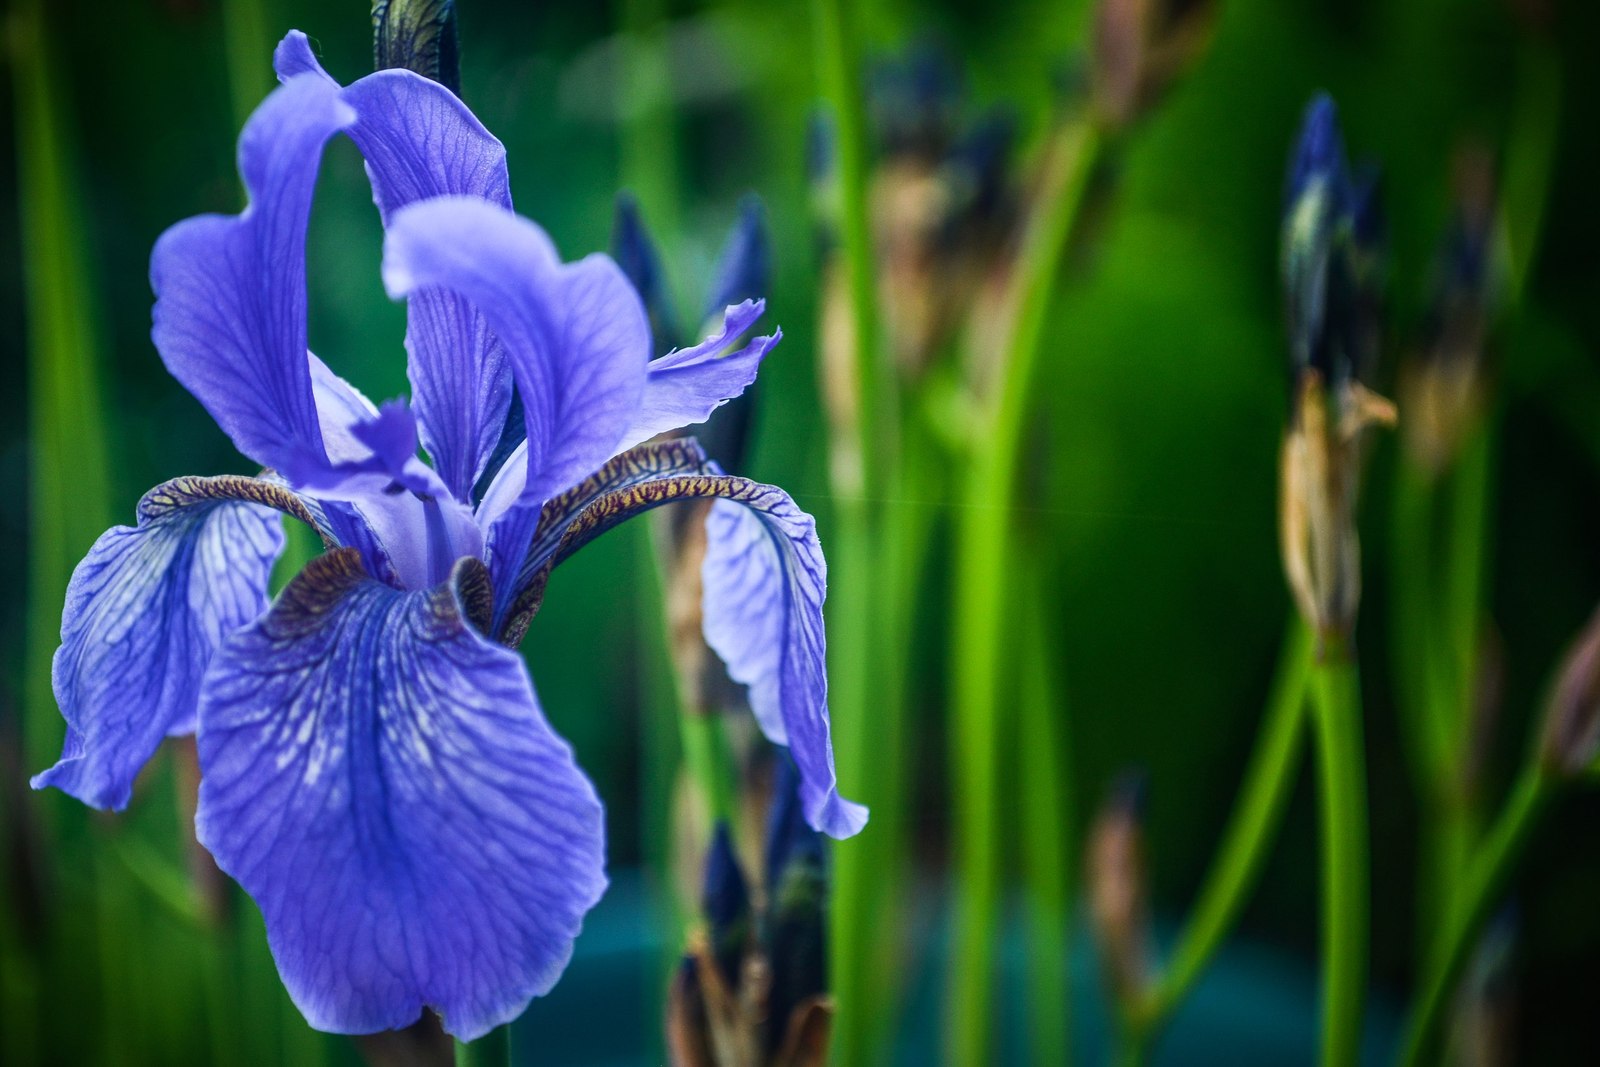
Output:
[30, 29, 864, 1041]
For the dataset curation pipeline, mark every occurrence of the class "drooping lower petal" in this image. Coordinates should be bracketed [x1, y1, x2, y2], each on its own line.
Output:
[614, 300, 781, 455]
[500, 440, 867, 840]
[32, 481, 287, 810]
[195, 550, 606, 1039]
[150, 74, 353, 476]
[700, 492, 867, 840]
[382, 196, 649, 510]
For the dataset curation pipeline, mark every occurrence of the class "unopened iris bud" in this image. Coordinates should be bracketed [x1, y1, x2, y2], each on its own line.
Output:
[703, 821, 754, 986]
[1402, 145, 1501, 474]
[1088, 772, 1152, 1011]
[371, 0, 459, 93]
[858, 45, 1019, 378]
[1091, 0, 1218, 131]
[612, 194, 682, 357]
[696, 198, 771, 473]
[666, 954, 716, 1067]
[1537, 604, 1600, 779]
[666, 763, 834, 1066]
[1278, 94, 1396, 643]
[763, 758, 832, 1063]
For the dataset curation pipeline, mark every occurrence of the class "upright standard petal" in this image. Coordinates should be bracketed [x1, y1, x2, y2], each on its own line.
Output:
[195, 550, 607, 1039]
[150, 74, 353, 475]
[615, 300, 780, 454]
[384, 196, 649, 604]
[32, 482, 286, 810]
[275, 31, 518, 501]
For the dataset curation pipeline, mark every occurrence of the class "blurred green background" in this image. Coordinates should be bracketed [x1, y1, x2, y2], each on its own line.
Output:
[3, 0, 1599, 1063]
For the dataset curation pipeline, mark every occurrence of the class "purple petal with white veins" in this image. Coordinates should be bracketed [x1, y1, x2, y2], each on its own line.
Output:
[275, 30, 517, 502]
[614, 300, 780, 455]
[150, 74, 352, 475]
[701, 494, 867, 839]
[490, 441, 867, 839]
[195, 550, 606, 1039]
[32, 485, 284, 810]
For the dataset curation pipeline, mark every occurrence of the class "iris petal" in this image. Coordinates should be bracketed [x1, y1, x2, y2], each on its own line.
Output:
[274, 30, 518, 502]
[501, 440, 867, 839]
[32, 482, 285, 810]
[194, 549, 606, 1039]
[701, 494, 867, 839]
[150, 74, 353, 476]
[383, 196, 649, 605]
[615, 300, 780, 455]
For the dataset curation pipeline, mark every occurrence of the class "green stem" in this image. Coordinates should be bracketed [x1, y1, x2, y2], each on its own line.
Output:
[1309, 647, 1369, 1067]
[823, 506, 879, 1064]
[1397, 767, 1553, 1067]
[1129, 620, 1314, 1056]
[220, 0, 272, 133]
[810, 0, 892, 503]
[678, 712, 736, 826]
[14, 0, 114, 782]
[454, 1024, 512, 1067]
[947, 116, 1100, 1064]
[1017, 570, 1073, 1067]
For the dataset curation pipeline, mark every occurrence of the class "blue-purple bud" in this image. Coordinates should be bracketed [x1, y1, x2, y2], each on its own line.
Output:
[763, 759, 828, 1054]
[372, 0, 459, 94]
[610, 194, 681, 358]
[700, 821, 751, 986]
[706, 196, 771, 318]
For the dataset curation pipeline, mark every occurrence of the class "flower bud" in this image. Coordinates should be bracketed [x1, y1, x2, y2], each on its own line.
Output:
[1087, 772, 1152, 1010]
[1091, 0, 1218, 131]
[611, 194, 682, 358]
[762, 760, 829, 1056]
[1401, 144, 1501, 474]
[1538, 604, 1600, 778]
[371, 0, 459, 93]
[1278, 95, 1396, 642]
[703, 821, 753, 987]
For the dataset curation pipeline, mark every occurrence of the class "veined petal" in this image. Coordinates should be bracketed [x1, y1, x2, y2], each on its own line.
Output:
[303, 355, 481, 590]
[382, 196, 648, 508]
[274, 31, 517, 501]
[499, 442, 867, 839]
[701, 494, 866, 840]
[615, 300, 779, 455]
[150, 74, 353, 475]
[32, 481, 288, 810]
[195, 550, 606, 1039]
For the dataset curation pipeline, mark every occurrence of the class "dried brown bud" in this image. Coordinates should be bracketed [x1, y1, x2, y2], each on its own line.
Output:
[1087, 774, 1152, 1010]
[1401, 144, 1500, 474]
[1091, 0, 1218, 130]
[1279, 372, 1396, 643]
[1538, 604, 1600, 778]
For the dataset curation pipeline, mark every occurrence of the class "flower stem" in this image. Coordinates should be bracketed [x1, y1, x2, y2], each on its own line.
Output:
[1127, 619, 1313, 1057]
[1398, 766, 1553, 1066]
[1017, 569, 1073, 1067]
[454, 1024, 512, 1067]
[948, 115, 1100, 1064]
[810, 0, 891, 503]
[679, 711, 736, 826]
[14, 0, 114, 784]
[1308, 643, 1369, 1067]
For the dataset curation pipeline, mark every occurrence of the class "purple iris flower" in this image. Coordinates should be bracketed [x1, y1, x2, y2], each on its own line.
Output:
[31, 30, 865, 1040]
